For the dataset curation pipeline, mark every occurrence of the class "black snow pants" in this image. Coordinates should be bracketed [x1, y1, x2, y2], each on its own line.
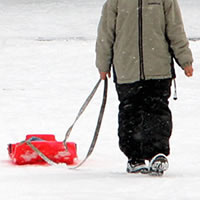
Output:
[115, 79, 172, 160]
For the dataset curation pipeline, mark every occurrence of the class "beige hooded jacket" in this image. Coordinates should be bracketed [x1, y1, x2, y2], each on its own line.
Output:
[96, 0, 193, 84]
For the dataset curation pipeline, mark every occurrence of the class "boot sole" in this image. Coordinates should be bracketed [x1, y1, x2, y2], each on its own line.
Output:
[149, 154, 169, 176]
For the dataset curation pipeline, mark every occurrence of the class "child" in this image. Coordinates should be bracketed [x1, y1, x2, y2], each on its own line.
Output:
[96, 0, 193, 175]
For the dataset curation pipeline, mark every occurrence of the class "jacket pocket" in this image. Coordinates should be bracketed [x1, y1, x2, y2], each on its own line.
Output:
[148, 2, 161, 6]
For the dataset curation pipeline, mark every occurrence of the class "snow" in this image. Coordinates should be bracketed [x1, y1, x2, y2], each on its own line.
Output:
[0, 0, 200, 199]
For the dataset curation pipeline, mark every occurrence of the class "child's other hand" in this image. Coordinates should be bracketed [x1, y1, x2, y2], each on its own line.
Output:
[184, 66, 193, 77]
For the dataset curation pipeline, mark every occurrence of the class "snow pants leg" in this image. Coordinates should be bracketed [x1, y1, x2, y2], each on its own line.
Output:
[115, 79, 172, 160]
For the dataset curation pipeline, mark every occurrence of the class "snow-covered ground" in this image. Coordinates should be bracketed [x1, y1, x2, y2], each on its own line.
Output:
[0, 0, 200, 199]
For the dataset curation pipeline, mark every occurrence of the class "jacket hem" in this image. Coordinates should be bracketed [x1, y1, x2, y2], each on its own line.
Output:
[116, 75, 173, 84]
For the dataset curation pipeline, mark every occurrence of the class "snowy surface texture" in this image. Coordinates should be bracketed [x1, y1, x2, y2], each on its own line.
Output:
[0, 0, 200, 199]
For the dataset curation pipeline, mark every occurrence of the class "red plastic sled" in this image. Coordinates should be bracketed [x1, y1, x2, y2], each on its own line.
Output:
[8, 134, 77, 165]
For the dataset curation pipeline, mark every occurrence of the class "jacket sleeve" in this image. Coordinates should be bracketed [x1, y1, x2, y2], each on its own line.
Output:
[95, 0, 118, 72]
[164, 0, 193, 69]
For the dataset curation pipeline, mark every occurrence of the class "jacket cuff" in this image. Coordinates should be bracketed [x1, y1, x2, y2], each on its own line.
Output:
[181, 62, 193, 69]
[98, 68, 110, 73]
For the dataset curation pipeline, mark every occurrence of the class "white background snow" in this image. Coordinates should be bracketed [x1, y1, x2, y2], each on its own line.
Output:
[0, 0, 200, 199]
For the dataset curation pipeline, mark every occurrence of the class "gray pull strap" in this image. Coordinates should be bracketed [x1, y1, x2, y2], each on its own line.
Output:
[63, 79, 102, 147]
[71, 78, 108, 169]
[20, 79, 108, 168]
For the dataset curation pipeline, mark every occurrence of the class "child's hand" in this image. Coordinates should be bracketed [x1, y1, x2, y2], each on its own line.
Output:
[99, 71, 111, 80]
[184, 66, 193, 77]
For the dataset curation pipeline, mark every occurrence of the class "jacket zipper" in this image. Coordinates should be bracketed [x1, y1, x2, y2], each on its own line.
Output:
[138, 0, 145, 80]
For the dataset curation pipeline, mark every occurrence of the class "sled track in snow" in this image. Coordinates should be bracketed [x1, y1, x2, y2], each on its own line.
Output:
[0, 36, 95, 43]
[188, 37, 200, 41]
[36, 36, 94, 42]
